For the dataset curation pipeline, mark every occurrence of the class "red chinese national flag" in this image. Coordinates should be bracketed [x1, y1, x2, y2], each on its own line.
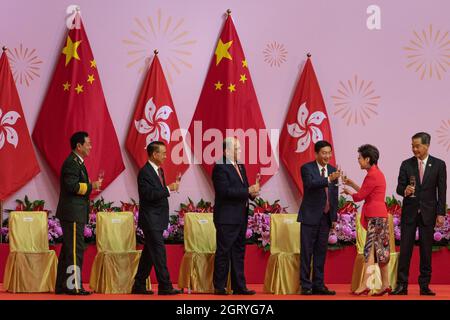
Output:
[187, 14, 276, 185]
[32, 14, 124, 194]
[279, 57, 335, 196]
[0, 50, 40, 200]
[125, 53, 189, 183]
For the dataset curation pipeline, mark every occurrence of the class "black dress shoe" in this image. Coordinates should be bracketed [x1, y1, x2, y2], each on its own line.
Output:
[390, 285, 408, 295]
[158, 288, 183, 295]
[232, 288, 256, 295]
[420, 287, 436, 296]
[214, 289, 229, 295]
[312, 286, 336, 295]
[64, 289, 92, 296]
[131, 287, 154, 295]
[300, 288, 313, 295]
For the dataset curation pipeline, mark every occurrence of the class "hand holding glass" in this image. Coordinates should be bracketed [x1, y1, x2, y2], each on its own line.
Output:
[175, 172, 182, 193]
[409, 176, 416, 198]
[97, 170, 105, 191]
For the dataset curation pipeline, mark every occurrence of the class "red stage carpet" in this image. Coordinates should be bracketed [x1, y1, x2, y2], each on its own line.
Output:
[0, 284, 448, 300]
[0, 243, 448, 284]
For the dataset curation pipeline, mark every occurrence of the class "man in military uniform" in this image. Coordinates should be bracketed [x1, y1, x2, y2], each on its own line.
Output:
[55, 131, 102, 295]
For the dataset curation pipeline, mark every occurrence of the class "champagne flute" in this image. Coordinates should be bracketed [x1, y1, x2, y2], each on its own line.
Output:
[341, 170, 348, 185]
[254, 172, 261, 197]
[334, 165, 342, 187]
[97, 169, 105, 192]
[409, 176, 416, 198]
[175, 172, 182, 193]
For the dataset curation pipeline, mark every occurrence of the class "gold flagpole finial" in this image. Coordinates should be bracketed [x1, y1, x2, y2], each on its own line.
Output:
[154, 49, 159, 55]
[306, 52, 311, 58]
[2, 46, 7, 52]
[226, 9, 232, 16]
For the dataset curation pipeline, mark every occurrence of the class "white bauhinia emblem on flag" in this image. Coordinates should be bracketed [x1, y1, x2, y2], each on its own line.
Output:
[135, 97, 173, 146]
[287, 102, 326, 153]
[0, 108, 21, 149]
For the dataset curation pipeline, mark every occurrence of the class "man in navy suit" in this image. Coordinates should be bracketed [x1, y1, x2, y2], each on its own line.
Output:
[298, 140, 340, 295]
[391, 132, 447, 296]
[132, 141, 182, 295]
[212, 137, 260, 295]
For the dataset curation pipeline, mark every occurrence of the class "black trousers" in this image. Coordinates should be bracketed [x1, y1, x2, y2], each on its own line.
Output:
[300, 213, 331, 290]
[213, 222, 247, 291]
[397, 212, 434, 288]
[134, 227, 172, 291]
[56, 221, 86, 292]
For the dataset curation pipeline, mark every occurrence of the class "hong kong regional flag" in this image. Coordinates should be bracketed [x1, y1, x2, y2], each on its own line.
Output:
[279, 56, 335, 196]
[125, 52, 189, 183]
[0, 50, 40, 200]
[187, 12, 276, 186]
[32, 13, 124, 194]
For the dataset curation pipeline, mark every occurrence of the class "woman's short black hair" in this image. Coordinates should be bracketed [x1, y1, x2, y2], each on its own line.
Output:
[358, 144, 379, 165]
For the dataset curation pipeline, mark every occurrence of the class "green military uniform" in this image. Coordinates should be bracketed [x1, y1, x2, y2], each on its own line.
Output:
[55, 152, 92, 293]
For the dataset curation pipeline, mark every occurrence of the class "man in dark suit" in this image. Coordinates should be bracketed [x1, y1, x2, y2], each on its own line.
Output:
[298, 140, 340, 295]
[392, 132, 447, 296]
[132, 141, 182, 295]
[55, 131, 102, 295]
[212, 137, 260, 295]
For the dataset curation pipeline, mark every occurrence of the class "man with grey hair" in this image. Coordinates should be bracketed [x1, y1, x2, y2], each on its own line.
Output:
[392, 132, 447, 296]
[212, 137, 260, 295]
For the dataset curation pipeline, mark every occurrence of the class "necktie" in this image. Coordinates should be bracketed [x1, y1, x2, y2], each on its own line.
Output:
[234, 164, 243, 183]
[157, 167, 165, 187]
[322, 167, 330, 213]
[419, 160, 424, 184]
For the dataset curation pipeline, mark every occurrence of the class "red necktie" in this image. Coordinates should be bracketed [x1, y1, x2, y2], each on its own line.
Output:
[234, 164, 243, 182]
[322, 167, 330, 213]
[419, 160, 424, 184]
[157, 167, 165, 187]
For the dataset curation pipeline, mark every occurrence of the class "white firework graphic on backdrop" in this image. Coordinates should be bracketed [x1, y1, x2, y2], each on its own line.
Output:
[331, 75, 381, 126]
[123, 8, 196, 83]
[263, 41, 287, 67]
[7, 44, 42, 86]
[436, 119, 450, 152]
[403, 24, 450, 80]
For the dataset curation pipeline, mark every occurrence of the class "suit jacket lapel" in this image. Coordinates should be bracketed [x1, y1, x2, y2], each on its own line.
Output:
[237, 163, 248, 186]
[225, 158, 244, 185]
[72, 153, 88, 182]
[410, 157, 420, 186]
[421, 156, 433, 186]
[146, 162, 164, 189]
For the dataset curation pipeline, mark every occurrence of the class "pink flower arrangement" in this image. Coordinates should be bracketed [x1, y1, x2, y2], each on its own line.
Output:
[246, 198, 288, 251]
[328, 197, 358, 246]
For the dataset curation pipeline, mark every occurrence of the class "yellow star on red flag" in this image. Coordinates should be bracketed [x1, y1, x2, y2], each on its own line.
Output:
[215, 39, 233, 66]
[62, 36, 82, 66]
[75, 83, 84, 94]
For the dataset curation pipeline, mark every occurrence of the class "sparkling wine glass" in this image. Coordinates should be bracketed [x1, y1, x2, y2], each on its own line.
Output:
[97, 170, 105, 191]
[409, 176, 416, 198]
[334, 165, 342, 187]
[175, 172, 182, 193]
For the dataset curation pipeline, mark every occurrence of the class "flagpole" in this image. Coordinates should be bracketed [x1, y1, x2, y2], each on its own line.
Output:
[1, 47, 5, 243]
[154, 49, 158, 55]
[307, 52, 311, 58]
[0, 200, 3, 243]
[227, 9, 231, 15]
